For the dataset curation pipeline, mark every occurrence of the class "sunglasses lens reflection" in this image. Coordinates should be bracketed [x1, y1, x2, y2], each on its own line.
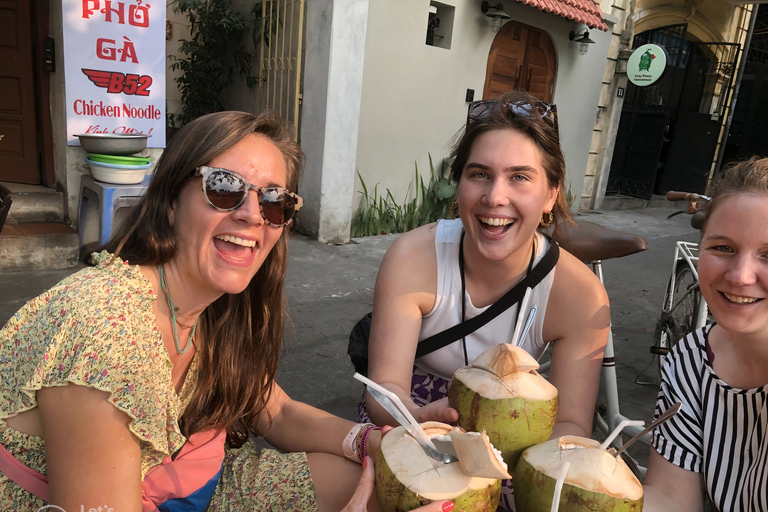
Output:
[206, 171, 247, 210]
[204, 170, 297, 226]
[260, 189, 297, 226]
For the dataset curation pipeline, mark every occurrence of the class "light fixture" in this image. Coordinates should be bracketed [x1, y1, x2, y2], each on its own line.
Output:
[569, 29, 596, 55]
[481, 1, 510, 33]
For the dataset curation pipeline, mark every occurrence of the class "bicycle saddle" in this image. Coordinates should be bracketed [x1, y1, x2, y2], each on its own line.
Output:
[691, 210, 706, 230]
[545, 219, 648, 263]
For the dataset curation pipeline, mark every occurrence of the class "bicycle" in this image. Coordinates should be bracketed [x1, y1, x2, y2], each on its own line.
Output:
[650, 191, 711, 373]
[542, 218, 651, 472]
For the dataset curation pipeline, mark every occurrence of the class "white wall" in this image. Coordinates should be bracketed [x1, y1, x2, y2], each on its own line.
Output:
[300, 0, 370, 243]
[355, 0, 612, 212]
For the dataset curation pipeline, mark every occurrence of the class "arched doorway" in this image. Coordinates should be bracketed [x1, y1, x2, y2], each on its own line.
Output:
[483, 21, 556, 102]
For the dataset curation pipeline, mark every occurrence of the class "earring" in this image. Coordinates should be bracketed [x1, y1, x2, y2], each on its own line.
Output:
[450, 198, 460, 218]
[540, 211, 554, 227]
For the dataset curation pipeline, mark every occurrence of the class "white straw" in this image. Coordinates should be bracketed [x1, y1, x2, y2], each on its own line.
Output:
[510, 287, 532, 347]
[353, 372, 438, 450]
[599, 420, 645, 450]
[550, 461, 570, 512]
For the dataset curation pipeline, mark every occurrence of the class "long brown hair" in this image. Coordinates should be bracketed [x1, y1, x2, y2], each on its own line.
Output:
[106, 111, 303, 445]
[449, 90, 571, 224]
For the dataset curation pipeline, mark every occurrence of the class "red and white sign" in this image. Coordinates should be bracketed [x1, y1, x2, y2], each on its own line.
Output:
[63, 0, 166, 147]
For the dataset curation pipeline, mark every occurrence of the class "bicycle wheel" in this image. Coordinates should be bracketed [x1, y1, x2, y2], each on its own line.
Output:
[655, 262, 699, 375]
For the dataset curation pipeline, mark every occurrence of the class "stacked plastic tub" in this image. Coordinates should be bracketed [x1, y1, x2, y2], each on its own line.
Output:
[75, 133, 153, 184]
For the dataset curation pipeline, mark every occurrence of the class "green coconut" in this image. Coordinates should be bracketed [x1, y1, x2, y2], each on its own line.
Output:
[375, 422, 510, 512]
[448, 344, 558, 471]
[514, 436, 644, 512]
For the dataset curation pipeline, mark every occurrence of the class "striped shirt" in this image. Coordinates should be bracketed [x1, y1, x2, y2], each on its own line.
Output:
[652, 325, 768, 512]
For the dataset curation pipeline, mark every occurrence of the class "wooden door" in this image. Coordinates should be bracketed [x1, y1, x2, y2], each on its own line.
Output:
[0, 0, 39, 184]
[483, 22, 556, 102]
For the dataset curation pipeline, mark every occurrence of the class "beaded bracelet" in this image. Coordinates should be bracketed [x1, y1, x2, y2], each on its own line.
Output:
[360, 424, 381, 462]
[342, 423, 381, 463]
[342, 423, 366, 462]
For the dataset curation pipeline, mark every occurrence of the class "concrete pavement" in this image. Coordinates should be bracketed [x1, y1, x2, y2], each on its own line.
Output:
[0, 206, 700, 468]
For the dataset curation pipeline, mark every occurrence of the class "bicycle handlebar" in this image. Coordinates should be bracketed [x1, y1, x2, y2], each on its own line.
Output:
[666, 191, 699, 201]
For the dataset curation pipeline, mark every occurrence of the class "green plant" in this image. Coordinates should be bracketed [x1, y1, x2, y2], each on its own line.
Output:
[251, 1, 282, 50]
[170, 0, 253, 126]
[351, 155, 456, 237]
[243, 1, 282, 88]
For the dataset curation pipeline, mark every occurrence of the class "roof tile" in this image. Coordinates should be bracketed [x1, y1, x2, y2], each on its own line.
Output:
[515, 0, 608, 30]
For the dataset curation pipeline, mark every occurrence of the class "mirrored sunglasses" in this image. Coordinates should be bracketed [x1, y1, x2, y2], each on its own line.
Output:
[192, 166, 303, 227]
[467, 99, 559, 132]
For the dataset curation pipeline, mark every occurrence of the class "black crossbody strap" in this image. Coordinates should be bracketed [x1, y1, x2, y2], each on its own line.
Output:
[415, 236, 559, 359]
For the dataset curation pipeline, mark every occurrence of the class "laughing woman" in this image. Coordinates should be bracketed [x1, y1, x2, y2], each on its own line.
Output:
[0, 111, 450, 512]
[360, 91, 611, 510]
[643, 156, 768, 512]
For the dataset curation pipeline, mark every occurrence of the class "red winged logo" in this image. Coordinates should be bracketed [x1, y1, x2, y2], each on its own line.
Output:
[82, 68, 112, 89]
[81, 68, 153, 96]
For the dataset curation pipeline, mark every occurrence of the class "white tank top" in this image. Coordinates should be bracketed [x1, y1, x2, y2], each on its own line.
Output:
[415, 219, 555, 380]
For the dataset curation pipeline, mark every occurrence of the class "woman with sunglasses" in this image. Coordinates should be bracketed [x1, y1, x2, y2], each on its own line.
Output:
[0, 111, 451, 512]
[361, 90, 610, 509]
[642, 157, 768, 512]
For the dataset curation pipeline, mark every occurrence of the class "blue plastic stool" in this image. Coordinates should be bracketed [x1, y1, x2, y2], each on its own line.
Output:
[78, 175, 149, 247]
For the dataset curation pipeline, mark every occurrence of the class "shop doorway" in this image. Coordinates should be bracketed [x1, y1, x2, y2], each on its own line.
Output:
[0, 0, 53, 185]
[483, 21, 556, 102]
[606, 25, 740, 199]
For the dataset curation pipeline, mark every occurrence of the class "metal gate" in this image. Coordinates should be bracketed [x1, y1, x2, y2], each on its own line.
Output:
[607, 26, 741, 198]
[606, 24, 688, 199]
[253, 0, 305, 140]
[656, 42, 740, 193]
[722, 6, 767, 162]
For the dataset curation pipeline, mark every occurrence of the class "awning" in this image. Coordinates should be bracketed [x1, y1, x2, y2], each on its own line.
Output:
[516, 0, 609, 31]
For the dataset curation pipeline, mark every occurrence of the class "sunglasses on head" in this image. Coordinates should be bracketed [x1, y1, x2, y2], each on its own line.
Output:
[467, 99, 559, 132]
[192, 166, 303, 227]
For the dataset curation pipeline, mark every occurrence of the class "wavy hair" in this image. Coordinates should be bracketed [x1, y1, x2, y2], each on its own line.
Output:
[106, 111, 303, 446]
[449, 90, 571, 225]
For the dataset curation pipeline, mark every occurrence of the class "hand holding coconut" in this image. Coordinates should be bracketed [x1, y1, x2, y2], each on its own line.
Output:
[375, 422, 511, 512]
[1, 111, 411, 510]
[342, 454, 455, 512]
[360, 91, 610, 511]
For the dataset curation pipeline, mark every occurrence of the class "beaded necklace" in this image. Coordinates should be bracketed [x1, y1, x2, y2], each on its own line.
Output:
[157, 264, 198, 354]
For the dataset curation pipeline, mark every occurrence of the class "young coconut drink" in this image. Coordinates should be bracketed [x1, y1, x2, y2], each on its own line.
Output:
[514, 436, 644, 511]
[447, 344, 557, 470]
[375, 421, 511, 512]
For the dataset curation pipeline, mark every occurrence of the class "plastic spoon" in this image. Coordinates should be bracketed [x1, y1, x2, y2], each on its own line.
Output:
[354, 373, 459, 464]
[614, 402, 681, 458]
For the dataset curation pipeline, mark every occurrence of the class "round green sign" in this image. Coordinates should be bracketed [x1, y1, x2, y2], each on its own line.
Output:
[627, 44, 667, 86]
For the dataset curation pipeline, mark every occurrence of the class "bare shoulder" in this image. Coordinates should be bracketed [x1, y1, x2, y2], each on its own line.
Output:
[375, 223, 439, 311]
[549, 248, 609, 315]
[383, 223, 438, 263]
[379, 223, 439, 279]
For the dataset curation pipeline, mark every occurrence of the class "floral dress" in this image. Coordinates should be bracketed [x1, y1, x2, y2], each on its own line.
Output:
[0, 252, 316, 511]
